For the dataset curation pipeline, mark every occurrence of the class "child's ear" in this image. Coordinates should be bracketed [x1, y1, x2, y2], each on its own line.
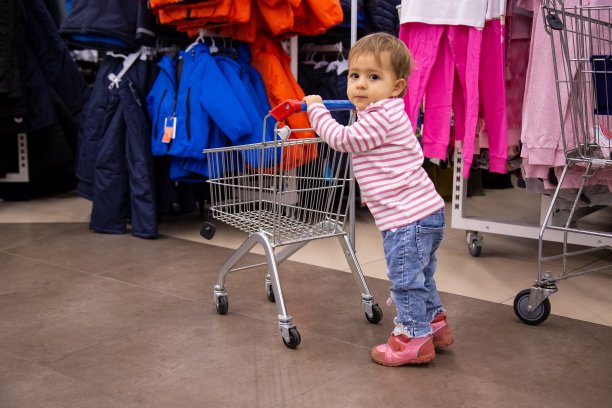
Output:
[392, 78, 407, 97]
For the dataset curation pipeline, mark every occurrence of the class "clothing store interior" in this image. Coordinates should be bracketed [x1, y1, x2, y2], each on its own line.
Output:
[1, 0, 611, 406]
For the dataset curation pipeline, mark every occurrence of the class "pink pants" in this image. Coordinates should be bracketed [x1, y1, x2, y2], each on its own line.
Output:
[399, 21, 507, 177]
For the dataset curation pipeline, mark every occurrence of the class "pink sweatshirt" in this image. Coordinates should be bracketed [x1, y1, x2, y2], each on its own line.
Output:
[307, 98, 445, 231]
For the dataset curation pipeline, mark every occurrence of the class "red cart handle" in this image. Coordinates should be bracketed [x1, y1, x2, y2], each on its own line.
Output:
[269, 99, 355, 121]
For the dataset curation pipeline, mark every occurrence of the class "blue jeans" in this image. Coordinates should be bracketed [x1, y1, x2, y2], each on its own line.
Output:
[382, 208, 445, 338]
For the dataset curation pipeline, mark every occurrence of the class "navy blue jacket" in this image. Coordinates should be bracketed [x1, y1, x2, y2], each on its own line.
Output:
[364, 0, 401, 36]
[3, 0, 89, 133]
[60, 0, 176, 51]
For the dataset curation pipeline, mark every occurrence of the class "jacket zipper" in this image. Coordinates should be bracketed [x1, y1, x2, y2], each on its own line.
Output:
[155, 89, 167, 142]
[186, 87, 192, 141]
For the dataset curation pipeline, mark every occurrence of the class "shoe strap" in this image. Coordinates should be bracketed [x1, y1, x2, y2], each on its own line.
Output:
[387, 335, 409, 351]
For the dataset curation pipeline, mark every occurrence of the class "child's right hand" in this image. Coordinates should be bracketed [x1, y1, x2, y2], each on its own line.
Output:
[303, 95, 323, 107]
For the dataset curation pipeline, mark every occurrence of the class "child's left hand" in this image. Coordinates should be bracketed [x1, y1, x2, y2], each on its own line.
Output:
[303, 95, 323, 107]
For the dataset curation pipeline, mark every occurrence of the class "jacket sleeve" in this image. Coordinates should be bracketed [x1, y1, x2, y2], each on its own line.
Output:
[307, 103, 390, 153]
[199, 57, 252, 145]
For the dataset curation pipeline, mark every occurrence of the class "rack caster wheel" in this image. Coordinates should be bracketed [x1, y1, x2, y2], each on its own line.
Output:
[467, 231, 482, 257]
[468, 240, 482, 257]
[282, 327, 301, 349]
[513, 289, 550, 325]
[365, 304, 383, 324]
[215, 295, 228, 315]
[200, 222, 216, 240]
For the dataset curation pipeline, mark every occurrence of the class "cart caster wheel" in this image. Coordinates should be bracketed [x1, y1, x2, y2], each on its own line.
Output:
[200, 222, 216, 240]
[266, 283, 275, 303]
[468, 240, 482, 257]
[215, 295, 228, 315]
[513, 289, 550, 325]
[365, 304, 383, 324]
[282, 328, 301, 349]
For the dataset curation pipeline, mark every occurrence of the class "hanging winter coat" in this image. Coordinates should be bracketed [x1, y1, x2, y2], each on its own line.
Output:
[364, 0, 401, 36]
[250, 35, 318, 170]
[150, 44, 253, 160]
[147, 54, 177, 157]
[61, 0, 168, 51]
[12, 0, 89, 132]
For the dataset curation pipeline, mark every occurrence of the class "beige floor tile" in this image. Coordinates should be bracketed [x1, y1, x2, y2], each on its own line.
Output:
[0, 193, 91, 223]
[1, 192, 610, 327]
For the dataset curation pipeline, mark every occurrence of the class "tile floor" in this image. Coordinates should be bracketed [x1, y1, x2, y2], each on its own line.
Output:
[0, 189, 611, 407]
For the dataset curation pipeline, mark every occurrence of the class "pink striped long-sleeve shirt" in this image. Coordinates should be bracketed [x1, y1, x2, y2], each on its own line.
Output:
[307, 98, 444, 231]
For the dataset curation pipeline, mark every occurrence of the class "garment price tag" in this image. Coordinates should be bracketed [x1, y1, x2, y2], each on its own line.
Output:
[162, 116, 176, 143]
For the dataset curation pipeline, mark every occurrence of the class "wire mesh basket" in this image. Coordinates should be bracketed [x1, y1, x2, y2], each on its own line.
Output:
[205, 137, 352, 247]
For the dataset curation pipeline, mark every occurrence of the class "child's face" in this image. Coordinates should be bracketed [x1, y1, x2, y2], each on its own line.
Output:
[347, 51, 406, 111]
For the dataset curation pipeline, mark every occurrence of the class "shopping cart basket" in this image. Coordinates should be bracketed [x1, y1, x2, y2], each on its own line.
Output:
[200, 99, 382, 348]
[514, 0, 612, 325]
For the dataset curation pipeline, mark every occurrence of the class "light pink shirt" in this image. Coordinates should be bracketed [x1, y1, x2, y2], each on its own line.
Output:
[307, 98, 445, 231]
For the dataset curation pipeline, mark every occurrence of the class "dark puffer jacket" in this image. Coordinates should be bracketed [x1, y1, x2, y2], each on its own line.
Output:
[0, 0, 27, 127]
[60, 0, 185, 51]
[364, 0, 401, 36]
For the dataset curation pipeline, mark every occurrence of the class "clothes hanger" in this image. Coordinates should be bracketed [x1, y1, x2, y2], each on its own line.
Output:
[313, 53, 329, 69]
[302, 51, 317, 65]
[185, 29, 205, 52]
[335, 52, 349, 75]
[209, 37, 219, 54]
[324, 42, 348, 75]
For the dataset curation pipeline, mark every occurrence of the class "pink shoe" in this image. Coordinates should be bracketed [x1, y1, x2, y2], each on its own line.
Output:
[431, 313, 454, 349]
[371, 334, 435, 366]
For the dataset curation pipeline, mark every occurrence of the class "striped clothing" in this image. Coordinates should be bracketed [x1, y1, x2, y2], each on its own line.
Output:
[307, 98, 444, 231]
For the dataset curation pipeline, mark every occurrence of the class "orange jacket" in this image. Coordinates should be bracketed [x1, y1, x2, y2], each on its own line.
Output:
[253, 0, 342, 38]
[157, 0, 250, 26]
[149, 0, 221, 12]
[255, 0, 295, 36]
[291, 0, 343, 36]
[250, 34, 317, 169]
[154, 1, 342, 40]
[303, 0, 342, 30]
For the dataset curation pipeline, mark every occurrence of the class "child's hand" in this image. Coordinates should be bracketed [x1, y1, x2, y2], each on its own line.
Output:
[303, 95, 323, 107]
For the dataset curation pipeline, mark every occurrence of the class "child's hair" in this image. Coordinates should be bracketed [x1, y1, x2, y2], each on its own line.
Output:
[348, 32, 412, 97]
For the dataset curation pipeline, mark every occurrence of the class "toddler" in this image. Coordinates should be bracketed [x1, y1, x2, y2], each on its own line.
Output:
[303, 32, 453, 366]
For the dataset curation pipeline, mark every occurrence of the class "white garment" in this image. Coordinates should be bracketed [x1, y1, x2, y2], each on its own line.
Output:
[399, 0, 506, 28]
[399, 0, 488, 28]
[486, 0, 506, 20]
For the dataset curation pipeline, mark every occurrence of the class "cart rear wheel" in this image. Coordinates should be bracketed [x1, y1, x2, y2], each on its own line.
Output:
[513, 289, 550, 325]
[216, 295, 228, 315]
[282, 328, 301, 349]
[365, 304, 383, 324]
[266, 283, 275, 303]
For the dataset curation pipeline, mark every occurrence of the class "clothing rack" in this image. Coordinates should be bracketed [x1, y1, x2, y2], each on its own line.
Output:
[0, 133, 29, 183]
[448, 0, 611, 256]
[299, 41, 345, 54]
[451, 148, 612, 256]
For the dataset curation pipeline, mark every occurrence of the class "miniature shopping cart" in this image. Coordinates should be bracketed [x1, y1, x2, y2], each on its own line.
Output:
[200, 99, 382, 348]
[514, 0, 612, 325]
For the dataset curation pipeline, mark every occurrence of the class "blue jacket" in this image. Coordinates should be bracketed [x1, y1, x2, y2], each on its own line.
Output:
[147, 54, 177, 157]
[147, 44, 252, 161]
[236, 44, 277, 139]
[179, 50, 280, 179]
[215, 54, 273, 145]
